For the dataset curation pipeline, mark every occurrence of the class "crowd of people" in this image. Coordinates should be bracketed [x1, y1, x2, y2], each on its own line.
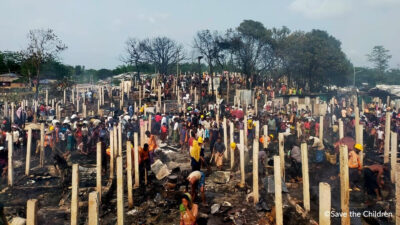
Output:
[0, 76, 398, 224]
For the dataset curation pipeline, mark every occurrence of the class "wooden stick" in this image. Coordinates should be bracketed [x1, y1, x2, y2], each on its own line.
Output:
[118, 123, 122, 156]
[339, 145, 350, 225]
[253, 137, 259, 204]
[339, 119, 344, 139]
[244, 115, 248, 146]
[96, 142, 102, 203]
[26, 128, 32, 176]
[301, 143, 310, 212]
[391, 131, 398, 183]
[40, 123, 44, 167]
[319, 182, 331, 225]
[109, 130, 114, 179]
[319, 115, 324, 141]
[359, 124, 364, 168]
[274, 155, 283, 225]
[71, 164, 79, 225]
[134, 133, 139, 188]
[384, 112, 391, 164]
[26, 199, 38, 225]
[240, 129, 245, 186]
[113, 125, 118, 158]
[230, 121, 234, 170]
[278, 133, 285, 180]
[116, 157, 125, 225]
[88, 191, 99, 225]
[7, 133, 13, 186]
[126, 141, 133, 208]
[223, 117, 228, 159]
[396, 164, 400, 225]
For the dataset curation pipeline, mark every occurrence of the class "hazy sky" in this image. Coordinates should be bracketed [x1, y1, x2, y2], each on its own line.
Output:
[0, 0, 399, 70]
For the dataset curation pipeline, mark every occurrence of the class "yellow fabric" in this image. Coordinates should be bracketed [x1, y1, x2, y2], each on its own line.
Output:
[190, 140, 201, 162]
[197, 137, 203, 144]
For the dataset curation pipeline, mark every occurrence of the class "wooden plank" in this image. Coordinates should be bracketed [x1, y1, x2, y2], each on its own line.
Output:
[109, 130, 114, 179]
[126, 141, 133, 208]
[134, 133, 139, 188]
[223, 117, 228, 159]
[301, 143, 310, 212]
[319, 182, 331, 225]
[252, 138, 259, 203]
[7, 133, 13, 186]
[96, 142, 102, 203]
[278, 133, 285, 180]
[391, 132, 398, 183]
[25, 128, 32, 175]
[40, 123, 45, 167]
[384, 112, 391, 163]
[340, 145, 350, 225]
[71, 164, 79, 225]
[116, 157, 125, 225]
[230, 121, 234, 170]
[26, 199, 38, 225]
[240, 129, 245, 186]
[274, 156, 283, 225]
[88, 191, 99, 225]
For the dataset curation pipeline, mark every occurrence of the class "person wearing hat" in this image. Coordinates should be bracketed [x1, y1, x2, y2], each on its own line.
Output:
[349, 144, 363, 191]
[179, 192, 199, 225]
[190, 137, 203, 171]
[230, 142, 240, 172]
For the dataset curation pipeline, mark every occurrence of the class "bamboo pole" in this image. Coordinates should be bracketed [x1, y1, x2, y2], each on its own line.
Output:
[71, 164, 79, 225]
[88, 191, 99, 225]
[252, 137, 259, 204]
[109, 130, 114, 179]
[134, 132, 140, 188]
[278, 133, 285, 180]
[384, 112, 391, 164]
[7, 133, 13, 186]
[25, 128, 32, 176]
[223, 117, 228, 159]
[116, 157, 125, 225]
[26, 199, 38, 225]
[319, 182, 331, 225]
[391, 132, 398, 183]
[40, 123, 45, 167]
[118, 123, 122, 156]
[319, 115, 324, 141]
[339, 119, 344, 139]
[396, 164, 400, 225]
[240, 129, 245, 186]
[96, 142, 102, 202]
[274, 156, 283, 225]
[230, 121, 234, 170]
[126, 141, 133, 208]
[113, 125, 118, 158]
[301, 143, 310, 212]
[339, 145, 350, 225]
[359, 124, 364, 168]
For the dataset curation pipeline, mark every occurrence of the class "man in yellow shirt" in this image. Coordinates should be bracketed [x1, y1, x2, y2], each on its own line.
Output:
[349, 143, 362, 191]
[190, 137, 203, 171]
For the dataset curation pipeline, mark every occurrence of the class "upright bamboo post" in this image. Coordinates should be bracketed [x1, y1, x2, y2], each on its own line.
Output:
[116, 157, 125, 225]
[25, 128, 32, 176]
[278, 133, 285, 180]
[26, 199, 38, 225]
[319, 115, 324, 141]
[385, 112, 391, 163]
[88, 191, 99, 225]
[223, 117, 228, 159]
[240, 129, 245, 186]
[230, 121, 235, 169]
[40, 123, 45, 167]
[7, 133, 13, 186]
[109, 130, 114, 179]
[391, 132, 398, 183]
[244, 115, 248, 146]
[252, 138, 259, 204]
[113, 125, 118, 158]
[96, 142, 102, 202]
[339, 119, 344, 139]
[71, 164, 79, 225]
[359, 124, 364, 167]
[396, 164, 400, 225]
[134, 133, 140, 188]
[319, 182, 331, 225]
[274, 156, 283, 225]
[301, 143, 310, 212]
[126, 141, 133, 208]
[118, 123, 122, 156]
[340, 145, 350, 225]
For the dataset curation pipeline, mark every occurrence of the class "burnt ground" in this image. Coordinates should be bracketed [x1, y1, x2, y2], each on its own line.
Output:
[0, 137, 397, 224]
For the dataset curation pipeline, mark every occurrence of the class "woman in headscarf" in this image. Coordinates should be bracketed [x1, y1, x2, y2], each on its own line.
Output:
[179, 193, 198, 225]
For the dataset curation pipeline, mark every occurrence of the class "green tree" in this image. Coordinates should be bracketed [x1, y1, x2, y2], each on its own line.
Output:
[367, 45, 392, 74]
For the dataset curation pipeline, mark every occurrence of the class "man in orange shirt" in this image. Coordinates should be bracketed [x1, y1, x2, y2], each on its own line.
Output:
[146, 131, 157, 163]
[349, 143, 362, 191]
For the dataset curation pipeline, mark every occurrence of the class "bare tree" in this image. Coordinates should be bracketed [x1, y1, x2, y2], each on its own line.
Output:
[22, 28, 67, 97]
[193, 30, 227, 95]
[142, 37, 184, 75]
[121, 37, 146, 80]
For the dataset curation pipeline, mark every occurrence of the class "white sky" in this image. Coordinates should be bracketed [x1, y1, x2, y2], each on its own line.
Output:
[0, 0, 399, 69]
